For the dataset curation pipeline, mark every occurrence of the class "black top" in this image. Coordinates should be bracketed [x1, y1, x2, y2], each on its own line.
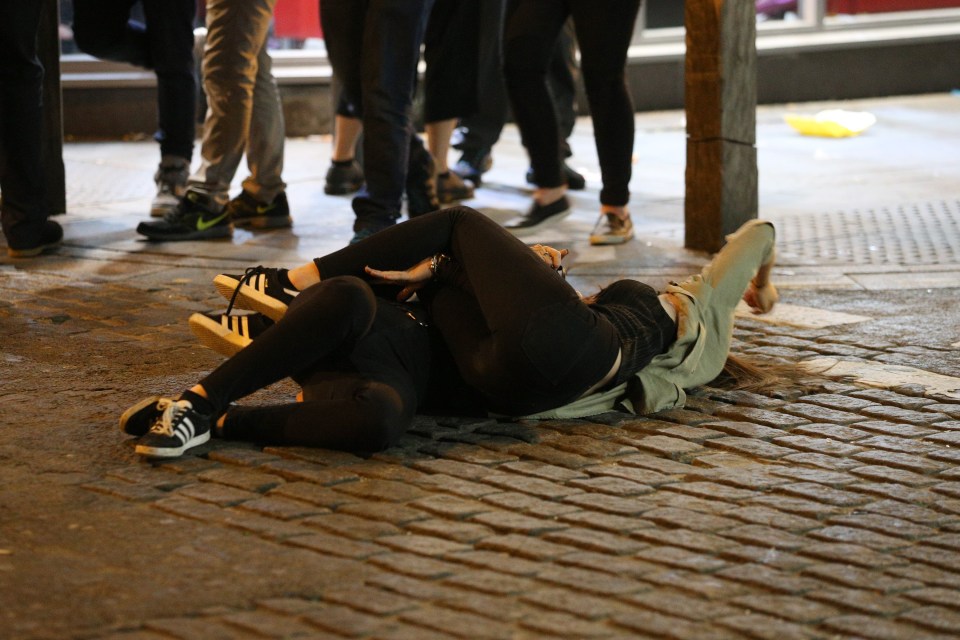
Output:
[592, 280, 678, 385]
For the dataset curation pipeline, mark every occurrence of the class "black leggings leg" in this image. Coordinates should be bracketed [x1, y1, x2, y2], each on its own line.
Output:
[201, 277, 430, 453]
[316, 207, 619, 415]
[199, 276, 378, 415]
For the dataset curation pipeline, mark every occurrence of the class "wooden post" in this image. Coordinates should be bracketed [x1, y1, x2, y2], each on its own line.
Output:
[684, 0, 757, 252]
[39, 0, 66, 216]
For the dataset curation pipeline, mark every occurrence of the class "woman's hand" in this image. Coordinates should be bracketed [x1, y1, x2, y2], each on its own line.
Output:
[530, 244, 569, 269]
[743, 280, 779, 314]
[365, 257, 434, 301]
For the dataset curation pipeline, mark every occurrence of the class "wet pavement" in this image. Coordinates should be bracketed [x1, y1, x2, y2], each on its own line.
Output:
[1, 93, 960, 639]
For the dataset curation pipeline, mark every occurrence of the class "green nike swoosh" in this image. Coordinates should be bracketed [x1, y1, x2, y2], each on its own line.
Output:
[256, 203, 276, 214]
[197, 212, 229, 231]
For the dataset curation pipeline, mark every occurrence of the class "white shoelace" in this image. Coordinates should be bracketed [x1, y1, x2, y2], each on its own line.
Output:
[148, 398, 188, 437]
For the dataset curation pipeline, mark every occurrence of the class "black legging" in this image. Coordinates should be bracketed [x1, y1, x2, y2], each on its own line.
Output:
[316, 207, 620, 416]
[502, 0, 641, 206]
[201, 277, 434, 453]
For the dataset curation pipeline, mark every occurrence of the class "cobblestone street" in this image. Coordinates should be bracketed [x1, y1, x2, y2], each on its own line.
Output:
[2, 95, 960, 639]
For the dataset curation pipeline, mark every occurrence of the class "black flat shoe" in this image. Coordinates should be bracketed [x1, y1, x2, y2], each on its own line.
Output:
[503, 196, 571, 236]
[7, 220, 63, 258]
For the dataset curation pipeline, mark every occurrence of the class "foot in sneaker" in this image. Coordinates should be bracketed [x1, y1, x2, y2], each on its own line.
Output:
[134, 398, 211, 458]
[213, 265, 298, 321]
[504, 196, 571, 236]
[189, 311, 273, 357]
[150, 156, 190, 218]
[119, 396, 166, 436]
[227, 190, 292, 229]
[589, 211, 634, 245]
[324, 159, 364, 195]
[436, 171, 474, 204]
[138, 189, 232, 241]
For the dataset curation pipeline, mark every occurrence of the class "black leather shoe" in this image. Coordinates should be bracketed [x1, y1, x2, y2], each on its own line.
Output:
[7, 220, 63, 258]
[526, 162, 586, 190]
[503, 196, 571, 236]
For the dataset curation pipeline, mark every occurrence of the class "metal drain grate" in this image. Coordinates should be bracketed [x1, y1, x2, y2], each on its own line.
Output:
[777, 200, 960, 266]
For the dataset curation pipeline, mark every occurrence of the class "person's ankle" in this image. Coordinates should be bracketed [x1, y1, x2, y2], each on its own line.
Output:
[601, 205, 629, 220]
[535, 187, 567, 206]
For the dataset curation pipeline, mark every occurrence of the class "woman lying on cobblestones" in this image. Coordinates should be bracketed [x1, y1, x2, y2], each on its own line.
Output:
[120, 206, 778, 459]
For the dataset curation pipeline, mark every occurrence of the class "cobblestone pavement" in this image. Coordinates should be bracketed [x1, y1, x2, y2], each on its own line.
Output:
[2, 95, 960, 639]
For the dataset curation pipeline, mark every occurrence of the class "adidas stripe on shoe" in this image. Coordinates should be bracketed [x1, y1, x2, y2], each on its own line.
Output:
[189, 312, 272, 357]
[134, 399, 211, 458]
[213, 266, 297, 321]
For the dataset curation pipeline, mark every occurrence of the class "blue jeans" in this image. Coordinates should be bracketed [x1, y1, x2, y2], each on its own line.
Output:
[321, 0, 435, 224]
[73, 0, 197, 161]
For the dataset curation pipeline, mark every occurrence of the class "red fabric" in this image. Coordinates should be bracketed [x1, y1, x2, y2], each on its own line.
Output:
[273, 0, 323, 39]
[828, 0, 959, 13]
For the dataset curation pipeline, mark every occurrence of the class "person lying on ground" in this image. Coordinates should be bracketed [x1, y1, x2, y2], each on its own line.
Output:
[120, 207, 778, 459]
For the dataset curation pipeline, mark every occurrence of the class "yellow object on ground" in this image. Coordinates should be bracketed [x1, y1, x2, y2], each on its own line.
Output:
[784, 109, 877, 137]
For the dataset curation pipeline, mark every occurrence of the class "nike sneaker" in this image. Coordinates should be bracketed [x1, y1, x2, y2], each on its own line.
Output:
[227, 190, 292, 229]
[137, 189, 232, 241]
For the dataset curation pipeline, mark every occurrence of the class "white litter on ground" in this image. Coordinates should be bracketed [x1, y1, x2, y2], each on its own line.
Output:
[735, 301, 872, 329]
[803, 357, 960, 400]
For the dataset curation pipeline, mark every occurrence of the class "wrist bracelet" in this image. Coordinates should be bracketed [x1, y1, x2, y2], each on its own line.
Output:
[430, 253, 450, 276]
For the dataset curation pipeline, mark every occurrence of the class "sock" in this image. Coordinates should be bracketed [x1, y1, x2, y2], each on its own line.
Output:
[276, 268, 296, 291]
[332, 158, 354, 167]
[179, 390, 215, 416]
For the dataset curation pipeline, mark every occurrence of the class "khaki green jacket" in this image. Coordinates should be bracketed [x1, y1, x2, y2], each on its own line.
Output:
[523, 219, 776, 419]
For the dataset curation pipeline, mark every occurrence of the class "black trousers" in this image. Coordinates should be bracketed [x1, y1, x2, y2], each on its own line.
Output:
[72, 0, 197, 160]
[321, 0, 435, 222]
[455, 1, 578, 160]
[317, 207, 620, 416]
[0, 1, 47, 248]
[503, 0, 641, 205]
[204, 277, 447, 453]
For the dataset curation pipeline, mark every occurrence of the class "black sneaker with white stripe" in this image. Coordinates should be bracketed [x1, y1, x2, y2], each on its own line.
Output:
[134, 398, 211, 458]
[213, 266, 297, 321]
[119, 396, 166, 436]
[189, 311, 273, 357]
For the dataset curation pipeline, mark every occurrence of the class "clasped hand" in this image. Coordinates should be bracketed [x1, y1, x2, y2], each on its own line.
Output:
[365, 243, 570, 302]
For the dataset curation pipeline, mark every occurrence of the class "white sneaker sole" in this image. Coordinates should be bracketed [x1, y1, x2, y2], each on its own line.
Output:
[188, 313, 251, 357]
[589, 231, 634, 245]
[213, 274, 288, 321]
[135, 431, 210, 458]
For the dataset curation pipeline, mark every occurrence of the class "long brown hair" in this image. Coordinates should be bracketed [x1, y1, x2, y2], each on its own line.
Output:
[713, 353, 816, 394]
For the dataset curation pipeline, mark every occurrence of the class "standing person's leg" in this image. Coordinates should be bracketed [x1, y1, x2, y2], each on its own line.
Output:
[527, 19, 586, 191]
[228, 38, 291, 228]
[191, 0, 277, 203]
[452, 0, 507, 186]
[320, 0, 367, 195]
[137, 0, 277, 241]
[350, 0, 435, 239]
[423, 0, 478, 204]
[72, 0, 146, 66]
[501, 0, 572, 235]
[571, 0, 641, 246]
[141, 0, 197, 217]
[0, 1, 61, 257]
[242, 12, 286, 206]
